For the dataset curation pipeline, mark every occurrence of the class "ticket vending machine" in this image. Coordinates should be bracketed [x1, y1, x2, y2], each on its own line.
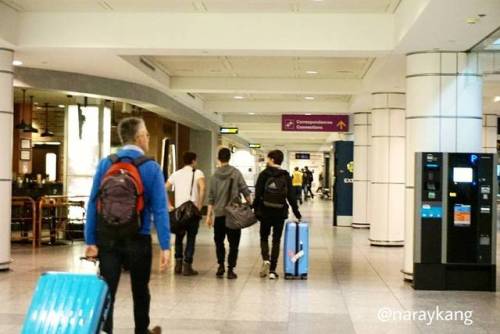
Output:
[414, 152, 497, 291]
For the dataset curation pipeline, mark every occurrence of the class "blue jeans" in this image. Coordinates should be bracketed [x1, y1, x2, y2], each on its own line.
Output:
[175, 219, 200, 264]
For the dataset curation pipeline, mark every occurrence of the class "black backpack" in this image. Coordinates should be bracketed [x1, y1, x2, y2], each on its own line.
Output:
[262, 174, 288, 209]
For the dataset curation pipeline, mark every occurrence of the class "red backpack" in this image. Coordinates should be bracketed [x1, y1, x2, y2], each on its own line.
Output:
[96, 154, 152, 241]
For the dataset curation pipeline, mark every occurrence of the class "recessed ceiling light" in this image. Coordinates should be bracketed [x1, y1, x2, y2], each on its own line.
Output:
[494, 96, 500, 103]
[466, 17, 479, 24]
[233, 96, 245, 100]
[58, 104, 65, 108]
[248, 112, 255, 115]
[12, 60, 23, 66]
[306, 70, 318, 74]
[304, 96, 315, 100]
[305, 113, 312, 115]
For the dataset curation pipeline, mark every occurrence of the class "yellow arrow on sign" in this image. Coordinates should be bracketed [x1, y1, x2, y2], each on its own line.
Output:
[336, 120, 347, 130]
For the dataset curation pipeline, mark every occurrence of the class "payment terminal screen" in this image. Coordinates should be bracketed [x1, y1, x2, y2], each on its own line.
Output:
[454, 204, 471, 227]
[453, 167, 473, 183]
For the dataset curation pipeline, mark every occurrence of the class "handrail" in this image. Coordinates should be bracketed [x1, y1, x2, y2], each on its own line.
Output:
[11, 196, 37, 248]
[37, 195, 88, 247]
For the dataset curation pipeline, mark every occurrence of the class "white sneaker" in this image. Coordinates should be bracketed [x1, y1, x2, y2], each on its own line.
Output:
[269, 272, 279, 280]
[260, 261, 271, 278]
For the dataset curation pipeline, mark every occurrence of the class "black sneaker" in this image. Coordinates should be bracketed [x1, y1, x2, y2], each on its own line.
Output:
[174, 259, 183, 275]
[227, 268, 238, 279]
[216, 265, 225, 278]
[149, 326, 162, 334]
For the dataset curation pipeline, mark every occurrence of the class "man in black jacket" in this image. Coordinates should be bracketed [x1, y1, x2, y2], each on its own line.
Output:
[253, 150, 302, 279]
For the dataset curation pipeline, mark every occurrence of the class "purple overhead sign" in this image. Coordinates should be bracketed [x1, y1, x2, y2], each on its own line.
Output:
[282, 114, 349, 132]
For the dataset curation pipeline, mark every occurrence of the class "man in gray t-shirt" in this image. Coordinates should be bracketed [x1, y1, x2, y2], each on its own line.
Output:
[205, 148, 251, 279]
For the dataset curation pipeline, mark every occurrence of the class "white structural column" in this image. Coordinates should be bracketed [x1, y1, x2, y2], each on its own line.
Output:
[352, 112, 371, 229]
[482, 111, 497, 153]
[403, 52, 483, 280]
[0, 48, 14, 270]
[369, 93, 406, 246]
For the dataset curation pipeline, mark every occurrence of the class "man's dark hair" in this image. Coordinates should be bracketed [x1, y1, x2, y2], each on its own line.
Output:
[218, 148, 231, 163]
[117, 117, 144, 145]
[294, 167, 299, 171]
[268, 150, 284, 165]
[183, 152, 197, 166]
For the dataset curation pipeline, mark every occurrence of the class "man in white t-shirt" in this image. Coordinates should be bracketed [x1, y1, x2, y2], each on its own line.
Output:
[166, 152, 206, 276]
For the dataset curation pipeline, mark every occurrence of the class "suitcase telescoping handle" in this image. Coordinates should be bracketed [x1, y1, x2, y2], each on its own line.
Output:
[80, 256, 98, 264]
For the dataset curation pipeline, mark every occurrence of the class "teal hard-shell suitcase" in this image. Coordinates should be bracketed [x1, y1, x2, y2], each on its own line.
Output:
[22, 272, 109, 334]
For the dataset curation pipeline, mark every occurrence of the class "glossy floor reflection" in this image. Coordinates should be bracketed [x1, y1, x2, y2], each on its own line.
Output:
[2, 200, 500, 333]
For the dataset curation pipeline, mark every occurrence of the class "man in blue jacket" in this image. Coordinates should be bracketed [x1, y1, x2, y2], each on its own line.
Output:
[85, 117, 170, 334]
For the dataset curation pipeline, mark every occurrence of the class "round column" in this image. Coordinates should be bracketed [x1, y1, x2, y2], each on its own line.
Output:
[482, 111, 497, 153]
[368, 92, 406, 246]
[403, 52, 483, 280]
[352, 112, 371, 229]
[0, 48, 14, 270]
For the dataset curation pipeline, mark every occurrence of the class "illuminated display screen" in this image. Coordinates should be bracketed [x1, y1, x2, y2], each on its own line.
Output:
[453, 167, 473, 183]
[454, 204, 471, 227]
[421, 204, 442, 218]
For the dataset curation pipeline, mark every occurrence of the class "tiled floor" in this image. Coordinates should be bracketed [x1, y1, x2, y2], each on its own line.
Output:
[2, 200, 500, 333]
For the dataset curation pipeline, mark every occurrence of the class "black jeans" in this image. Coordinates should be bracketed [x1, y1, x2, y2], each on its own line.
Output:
[259, 217, 285, 272]
[214, 216, 241, 268]
[294, 186, 303, 204]
[175, 219, 200, 264]
[98, 235, 152, 334]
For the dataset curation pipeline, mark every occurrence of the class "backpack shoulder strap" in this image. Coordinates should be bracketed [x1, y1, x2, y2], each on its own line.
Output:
[109, 154, 120, 164]
[133, 156, 154, 167]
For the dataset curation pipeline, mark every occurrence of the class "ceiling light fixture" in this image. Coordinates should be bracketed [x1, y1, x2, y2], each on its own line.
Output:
[12, 60, 23, 66]
[58, 104, 65, 108]
[306, 70, 318, 74]
[41, 103, 54, 137]
[466, 17, 479, 24]
[248, 112, 255, 115]
[494, 96, 500, 103]
[305, 113, 312, 115]
[304, 96, 315, 100]
[233, 96, 245, 100]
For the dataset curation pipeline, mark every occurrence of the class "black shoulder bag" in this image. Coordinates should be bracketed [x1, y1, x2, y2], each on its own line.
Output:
[169, 169, 202, 234]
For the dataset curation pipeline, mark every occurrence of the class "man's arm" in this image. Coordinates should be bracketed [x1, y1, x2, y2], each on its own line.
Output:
[286, 174, 301, 220]
[85, 159, 105, 246]
[84, 159, 107, 258]
[165, 180, 174, 211]
[253, 172, 264, 209]
[197, 176, 206, 209]
[149, 164, 171, 250]
[205, 177, 215, 227]
[148, 163, 171, 271]
[237, 171, 251, 203]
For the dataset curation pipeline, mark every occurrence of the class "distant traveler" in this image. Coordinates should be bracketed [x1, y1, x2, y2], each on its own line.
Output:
[317, 172, 324, 193]
[166, 151, 206, 276]
[304, 166, 314, 199]
[85, 117, 170, 334]
[291, 167, 303, 205]
[205, 147, 252, 279]
[254, 150, 302, 279]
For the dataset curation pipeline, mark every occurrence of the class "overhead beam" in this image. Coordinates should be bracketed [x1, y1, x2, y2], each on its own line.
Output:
[0, 2, 19, 47]
[207, 100, 350, 114]
[171, 77, 362, 95]
[17, 13, 394, 55]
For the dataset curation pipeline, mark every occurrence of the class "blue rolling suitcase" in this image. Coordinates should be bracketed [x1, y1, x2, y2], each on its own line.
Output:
[22, 272, 110, 334]
[284, 220, 309, 279]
